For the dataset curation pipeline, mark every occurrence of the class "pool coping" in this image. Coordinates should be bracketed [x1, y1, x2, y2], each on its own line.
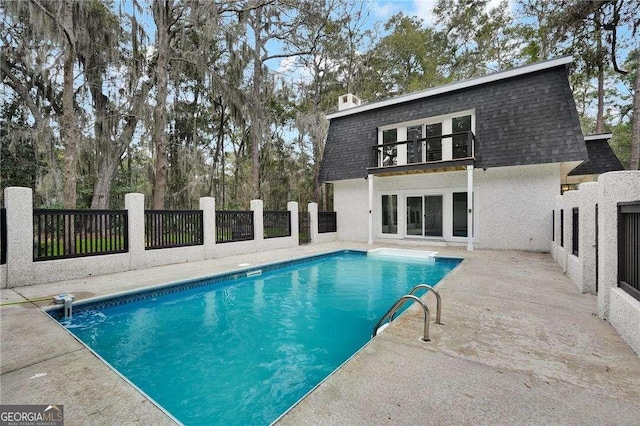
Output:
[39, 247, 463, 425]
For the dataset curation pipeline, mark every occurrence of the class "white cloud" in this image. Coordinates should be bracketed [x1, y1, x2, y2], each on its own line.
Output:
[276, 56, 297, 75]
[412, 0, 438, 26]
[370, 1, 406, 20]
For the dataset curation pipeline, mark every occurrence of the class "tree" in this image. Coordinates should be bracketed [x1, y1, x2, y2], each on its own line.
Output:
[433, 0, 518, 79]
[555, 0, 640, 168]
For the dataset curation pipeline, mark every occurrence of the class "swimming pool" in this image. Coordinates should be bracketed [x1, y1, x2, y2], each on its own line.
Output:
[49, 250, 461, 425]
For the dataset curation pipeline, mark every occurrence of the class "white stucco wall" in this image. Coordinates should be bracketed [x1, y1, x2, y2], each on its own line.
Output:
[609, 288, 640, 356]
[137, 246, 206, 270]
[474, 164, 560, 251]
[315, 232, 338, 243]
[597, 171, 640, 320]
[333, 178, 369, 242]
[548, 172, 640, 356]
[0, 264, 6, 289]
[32, 253, 132, 285]
[332, 163, 561, 251]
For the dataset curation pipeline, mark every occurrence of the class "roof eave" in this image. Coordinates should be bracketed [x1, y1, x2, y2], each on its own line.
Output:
[584, 133, 613, 141]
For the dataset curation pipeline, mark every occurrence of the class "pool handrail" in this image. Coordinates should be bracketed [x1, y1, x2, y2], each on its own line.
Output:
[391, 284, 442, 325]
[372, 294, 431, 342]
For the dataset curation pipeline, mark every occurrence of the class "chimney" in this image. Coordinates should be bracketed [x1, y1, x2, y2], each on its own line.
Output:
[338, 93, 361, 111]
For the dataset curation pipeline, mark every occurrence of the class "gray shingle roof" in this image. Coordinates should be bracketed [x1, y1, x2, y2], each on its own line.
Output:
[320, 64, 587, 182]
[568, 135, 624, 176]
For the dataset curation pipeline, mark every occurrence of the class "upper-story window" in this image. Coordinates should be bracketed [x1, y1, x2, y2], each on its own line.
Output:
[377, 110, 475, 167]
[426, 123, 443, 162]
[382, 129, 398, 166]
[452, 115, 471, 159]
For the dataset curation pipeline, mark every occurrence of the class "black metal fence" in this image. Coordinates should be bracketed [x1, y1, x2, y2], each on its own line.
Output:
[572, 207, 579, 257]
[1, 208, 6, 265]
[618, 201, 639, 302]
[560, 209, 564, 247]
[263, 211, 291, 239]
[318, 212, 337, 233]
[33, 209, 128, 261]
[145, 210, 203, 250]
[216, 211, 254, 243]
[370, 131, 475, 168]
[299, 211, 310, 244]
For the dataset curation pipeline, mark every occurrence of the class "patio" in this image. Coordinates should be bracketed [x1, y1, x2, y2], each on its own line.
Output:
[1, 242, 639, 424]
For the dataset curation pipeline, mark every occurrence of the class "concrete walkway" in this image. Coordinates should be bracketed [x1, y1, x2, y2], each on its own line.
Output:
[1, 243, 639, 425]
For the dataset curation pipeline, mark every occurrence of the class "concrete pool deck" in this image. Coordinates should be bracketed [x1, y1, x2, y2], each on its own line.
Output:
[1, 243, 639, 425]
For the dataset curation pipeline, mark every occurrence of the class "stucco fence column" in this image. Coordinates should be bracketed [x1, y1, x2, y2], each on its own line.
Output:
[597, 171, 640, 317]
[4, 187, 35, 288]
[553, 194, 567, 271]
[597, 171, 640, 355]
[200, 197, 216, 259]
[288, 202, 299, 247]
[564, 190, 581, 290]
[308, 202, 319, 243]
[125, 193, 145, 270]
[251, 199, 263, 252]
[578, 182, 598, 294]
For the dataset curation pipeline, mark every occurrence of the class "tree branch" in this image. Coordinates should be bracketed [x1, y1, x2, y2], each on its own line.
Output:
[29, 0, 75, 49]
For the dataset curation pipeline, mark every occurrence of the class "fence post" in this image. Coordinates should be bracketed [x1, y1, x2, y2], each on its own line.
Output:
[308, 202, 318, 243]
[251, 200, 263, 251]
[288, 202, 299, 247]
[597, 171, 640, 319]
[578, 182, 598, 294]
[4, 187, 34, 288]
[125, 193, 145, 270]
[200, 197, 216, 259]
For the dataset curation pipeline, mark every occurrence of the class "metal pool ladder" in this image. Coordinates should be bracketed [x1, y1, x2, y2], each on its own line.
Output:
[372, 284, 442, 342]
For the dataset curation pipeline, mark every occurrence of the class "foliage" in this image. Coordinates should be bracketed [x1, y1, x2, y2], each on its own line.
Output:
[1, 0, 638, 212]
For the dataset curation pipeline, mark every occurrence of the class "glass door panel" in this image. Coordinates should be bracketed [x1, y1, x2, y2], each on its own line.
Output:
[453, 192, 468, 237]
[381, 194, 398, 234]
[424, 195, 443, 237]
[406, 196, 423, 236]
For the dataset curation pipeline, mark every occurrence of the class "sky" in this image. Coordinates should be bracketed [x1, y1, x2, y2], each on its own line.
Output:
[369, 0, 512, 26]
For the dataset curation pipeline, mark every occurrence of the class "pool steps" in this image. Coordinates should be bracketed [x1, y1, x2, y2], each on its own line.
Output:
[367, 248, 438, 259]
[372, 284, 442, 342]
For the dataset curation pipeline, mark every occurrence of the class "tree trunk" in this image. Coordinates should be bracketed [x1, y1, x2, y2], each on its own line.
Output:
[91, 158, 119, 209]
[596, 62, 605, 133]
[595, 13, 604, 134]
[250, 11, 263, 200]
[152, 0, 170, 209]
[61, 1, 77, 209]
[630, 58, 640, 170]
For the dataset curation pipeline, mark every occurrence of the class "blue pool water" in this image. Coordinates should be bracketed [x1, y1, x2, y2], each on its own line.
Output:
[56, 251, 461, 425]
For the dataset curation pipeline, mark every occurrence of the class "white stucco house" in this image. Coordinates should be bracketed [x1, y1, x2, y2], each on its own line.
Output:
[320, 57, 596, 252]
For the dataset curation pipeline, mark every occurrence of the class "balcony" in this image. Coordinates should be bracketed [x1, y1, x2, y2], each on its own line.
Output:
[368, 131, 476, 175]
